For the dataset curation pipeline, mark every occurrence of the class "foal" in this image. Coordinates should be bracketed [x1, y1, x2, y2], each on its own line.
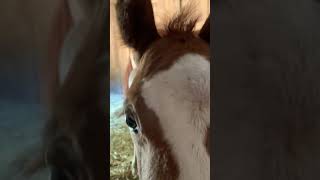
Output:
[116, 0, 210, 179]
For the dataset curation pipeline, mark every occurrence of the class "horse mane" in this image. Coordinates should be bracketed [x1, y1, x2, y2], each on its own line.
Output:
[160, 6, 200, 36]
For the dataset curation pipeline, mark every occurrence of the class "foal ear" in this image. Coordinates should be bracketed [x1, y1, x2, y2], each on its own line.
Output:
[199, 16, 210, 44]
[116, 0, 160, 55]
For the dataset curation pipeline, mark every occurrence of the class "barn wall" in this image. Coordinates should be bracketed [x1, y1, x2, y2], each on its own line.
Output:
[109, 0, 210, 91]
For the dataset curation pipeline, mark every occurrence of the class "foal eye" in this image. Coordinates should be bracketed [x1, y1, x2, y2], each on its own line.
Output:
[126, 114, 138, 133]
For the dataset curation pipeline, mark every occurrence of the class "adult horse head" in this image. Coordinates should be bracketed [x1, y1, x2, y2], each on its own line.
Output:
[43, 1, 108, 179]
[116, 0, 210, 179]
[11, 0, 108, 180]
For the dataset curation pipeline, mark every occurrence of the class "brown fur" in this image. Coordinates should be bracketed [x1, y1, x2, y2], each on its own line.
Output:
[134, 97, 180, 179]
[199, 16, 210, 43]
[43, 0, 73, 109]
[126, 34, 209, 102]
[43, 2, 107, 179]
[161, 7, 200, 36]
[12, 1, 108, 179]
[116, 0, 160, 55]
[124, 31, 209, 179]
[116, 0, 210, 178]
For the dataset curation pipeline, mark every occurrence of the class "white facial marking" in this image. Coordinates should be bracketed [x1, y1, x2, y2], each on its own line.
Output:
[139, 141, 159, 180]
[141, 53, 210, 180]
[128, 68, 137, 88]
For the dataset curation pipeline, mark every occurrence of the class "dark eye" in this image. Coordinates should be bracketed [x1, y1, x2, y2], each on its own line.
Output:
[126, 114, 138, 133]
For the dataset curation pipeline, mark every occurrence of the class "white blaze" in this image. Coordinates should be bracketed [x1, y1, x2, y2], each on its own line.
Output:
[141, 53, 210, 180]
[128, 68, 137, 88]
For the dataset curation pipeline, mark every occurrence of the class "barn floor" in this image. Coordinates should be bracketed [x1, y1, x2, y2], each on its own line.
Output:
[110, 92, 137, 180]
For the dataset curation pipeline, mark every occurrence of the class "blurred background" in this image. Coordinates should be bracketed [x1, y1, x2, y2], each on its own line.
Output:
[0, 0, 57, 103]
[109, 0, 210, 179]
[0, 0, 63, 179]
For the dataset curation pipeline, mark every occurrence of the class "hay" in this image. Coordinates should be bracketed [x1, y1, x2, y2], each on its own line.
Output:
[110, 124, 138, 180]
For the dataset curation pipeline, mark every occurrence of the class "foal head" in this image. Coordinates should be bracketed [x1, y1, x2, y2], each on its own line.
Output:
[116, 0, 210, 179]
